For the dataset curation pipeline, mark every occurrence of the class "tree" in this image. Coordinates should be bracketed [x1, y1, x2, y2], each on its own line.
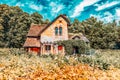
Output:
[81, 17, 118, 49]
[68, 19, 84, 33]
[0, 4, 44, 48]
[31, 12, 43, 24]
[44, 19, 50, 24]
[116, 21, 120, 48]
[0, 24, 4, 47]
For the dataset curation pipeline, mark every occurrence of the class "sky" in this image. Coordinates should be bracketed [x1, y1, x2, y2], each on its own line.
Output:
[0, 0, 120, 22]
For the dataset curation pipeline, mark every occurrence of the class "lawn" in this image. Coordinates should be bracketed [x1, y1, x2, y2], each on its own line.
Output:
[0, 48, 120, 79]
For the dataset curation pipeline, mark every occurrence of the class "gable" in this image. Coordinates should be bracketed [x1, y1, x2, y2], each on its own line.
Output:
[40, 14, 70, 34]
[40, 15, 69, 43]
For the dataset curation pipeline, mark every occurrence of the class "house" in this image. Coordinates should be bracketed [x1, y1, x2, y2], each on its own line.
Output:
[23, 14, 89, 55]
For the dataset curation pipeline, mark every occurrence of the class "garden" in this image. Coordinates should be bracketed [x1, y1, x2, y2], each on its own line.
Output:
[0, 48, 120, 79]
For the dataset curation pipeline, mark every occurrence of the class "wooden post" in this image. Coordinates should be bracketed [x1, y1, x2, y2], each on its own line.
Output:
[41, 45, 43, 55]
[28, 48, 31, 52]
[43, 44, 45, 55]
[51, 44, 54, 54]
[62, 46, 64, 54]
[57, 45, 58, 54]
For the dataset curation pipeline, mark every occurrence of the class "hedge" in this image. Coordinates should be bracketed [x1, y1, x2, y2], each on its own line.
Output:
[57, 40, 90, 55]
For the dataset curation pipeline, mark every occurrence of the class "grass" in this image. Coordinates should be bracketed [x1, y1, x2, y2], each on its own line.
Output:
[0, 48, 120, 79]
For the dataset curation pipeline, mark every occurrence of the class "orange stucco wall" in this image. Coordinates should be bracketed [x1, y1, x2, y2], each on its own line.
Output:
[41, 17, 68, 42]
[40, 17, 68, 54]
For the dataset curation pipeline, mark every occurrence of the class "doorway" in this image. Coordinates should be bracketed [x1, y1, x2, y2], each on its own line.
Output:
[73, 46, 79, 54]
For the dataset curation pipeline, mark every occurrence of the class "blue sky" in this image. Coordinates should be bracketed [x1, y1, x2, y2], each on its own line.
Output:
[0, 0, 120, 22]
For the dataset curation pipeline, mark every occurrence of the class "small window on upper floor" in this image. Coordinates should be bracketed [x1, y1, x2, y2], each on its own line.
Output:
[55, 27, 58, 35]
[59, 27, 62, 36]
[59, 20, 62, 23]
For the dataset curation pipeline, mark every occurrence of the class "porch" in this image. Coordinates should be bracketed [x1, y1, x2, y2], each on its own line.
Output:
[40, 43, 65, 55]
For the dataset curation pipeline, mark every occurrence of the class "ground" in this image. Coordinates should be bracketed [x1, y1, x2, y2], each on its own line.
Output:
[0, 48, 120, 80]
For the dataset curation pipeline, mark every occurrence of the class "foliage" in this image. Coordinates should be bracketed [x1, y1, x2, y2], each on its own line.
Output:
[9, 48, 26, 55]
[69, 17, 119, 49]
[68, 19, 84, 34]
[116, 25, 120, 48]
[86, 18, 117, 49]
[0, 4, 46, 48]
[0, 4, 120, 49]
[30, 12, 43, 24]
[57, 40, 90, 55]
[0, 49, 120, 79]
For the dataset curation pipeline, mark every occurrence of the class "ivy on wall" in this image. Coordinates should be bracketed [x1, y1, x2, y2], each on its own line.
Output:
[57, 40, 90, 55]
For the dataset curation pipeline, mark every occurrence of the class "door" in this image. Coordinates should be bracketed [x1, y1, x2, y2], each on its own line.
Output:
[73, 46, 79, 54]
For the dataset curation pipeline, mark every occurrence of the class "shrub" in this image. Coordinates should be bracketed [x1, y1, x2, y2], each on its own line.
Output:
[9, 48, 26, 55]
[57, 40, 90, 55]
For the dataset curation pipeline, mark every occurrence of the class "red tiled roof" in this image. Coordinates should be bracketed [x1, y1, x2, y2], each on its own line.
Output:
[27, 23, 47, 37]
[27, 14, 70, 37]
[23, 37, 40, 47]
[68, 33, 89, 42]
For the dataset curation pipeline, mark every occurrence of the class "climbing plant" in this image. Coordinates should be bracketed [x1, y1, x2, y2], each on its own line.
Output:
[57, 40, 90, 55]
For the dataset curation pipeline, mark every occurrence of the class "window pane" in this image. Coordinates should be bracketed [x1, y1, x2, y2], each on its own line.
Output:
[47, 45, 50, 50]
[45, 45, 51, 50]
[55, 27, 58, 35]
[59, 27, 62, 35]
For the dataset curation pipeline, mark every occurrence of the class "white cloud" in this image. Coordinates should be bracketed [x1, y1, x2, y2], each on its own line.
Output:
[50, 2, 64, 14]
[50, 2, 56, 6]
[102, 12, 114, 22]
[94, 3, 100, 7]
[29, 4, 43, 11]
[96, 1, 119, 11]
[115, 8, 120, 23]
[70, 0, 100, 18]
[90, 12, 114, 22]
[116, 8, 120, 17]
[16, 2, 24, 7]
[52, 5, 64, 13]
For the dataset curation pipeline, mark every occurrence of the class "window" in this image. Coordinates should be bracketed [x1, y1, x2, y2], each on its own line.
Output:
[55, 27, 58, 35]
[45, 45, 51, 51]
[59, 20, 62, 23]
[59, 27, 62, 35]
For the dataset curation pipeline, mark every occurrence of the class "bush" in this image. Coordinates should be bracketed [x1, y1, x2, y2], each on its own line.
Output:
[57, 40, 90, 55]
[9, 48, 26, 55]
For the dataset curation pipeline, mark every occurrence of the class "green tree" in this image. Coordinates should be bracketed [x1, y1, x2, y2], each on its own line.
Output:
[68, 19, 84, 33]
[81, 17, 118, 49]
[0, 4, 44, 48]
[31, 12, 43, 24]
[44, 19, 50, 24]
[116, 21, 120, 48]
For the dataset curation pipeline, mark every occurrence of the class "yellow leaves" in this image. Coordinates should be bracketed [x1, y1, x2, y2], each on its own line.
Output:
[0, 61, 118, 80]
[0, 49, 120, 80]
[0, 64, 4, 67]
[16, 64, 92, 79]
